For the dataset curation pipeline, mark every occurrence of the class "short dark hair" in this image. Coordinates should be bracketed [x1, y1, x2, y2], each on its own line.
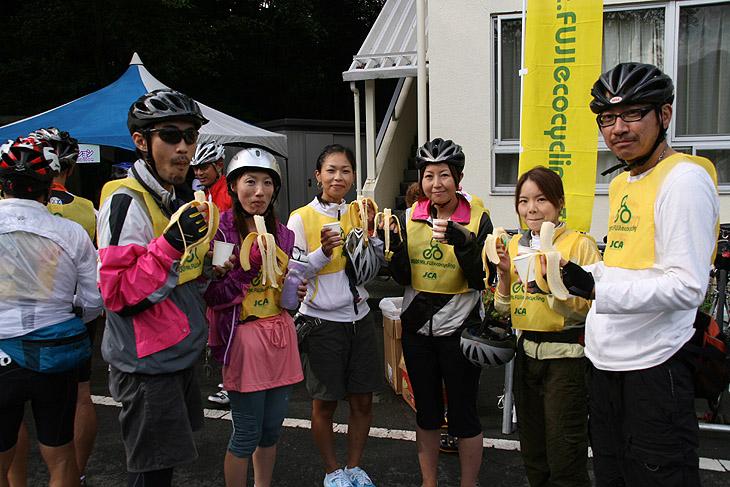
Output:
[316, 144, 356, 172]
[0, 175, 52, 201]
[514, 166, 564, 214]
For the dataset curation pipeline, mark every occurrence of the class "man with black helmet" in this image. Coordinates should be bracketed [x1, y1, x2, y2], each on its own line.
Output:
[96, 89, 231, 486]
[552, 63, 719, 486]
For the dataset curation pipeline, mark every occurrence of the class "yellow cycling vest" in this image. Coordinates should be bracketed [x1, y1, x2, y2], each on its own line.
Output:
[48, 194, 96, 242]
[239, 246, 289, 320]
[509, 227, 585, 332]
[407, 203, 484, 294]
[99, 178, 204, 284]
[289, 205, 350, 275]
[605, 153, 718, 269]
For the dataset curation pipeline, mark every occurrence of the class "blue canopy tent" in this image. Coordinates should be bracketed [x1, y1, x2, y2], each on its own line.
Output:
[0, 53, 288, 158]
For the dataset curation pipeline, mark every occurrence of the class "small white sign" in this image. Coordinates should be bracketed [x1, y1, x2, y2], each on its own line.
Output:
[77, 144, 100, 164]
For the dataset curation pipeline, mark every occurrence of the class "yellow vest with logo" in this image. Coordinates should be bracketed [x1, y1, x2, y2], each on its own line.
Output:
[407, 204, 484, 294]
[289, 205, 351, 275]
[605, 153, 718, 269]
[48, 195, 96, 242]
[99, 178, 204, 284]
[239, 246, 289, 320]
[509, 227, 585, 332]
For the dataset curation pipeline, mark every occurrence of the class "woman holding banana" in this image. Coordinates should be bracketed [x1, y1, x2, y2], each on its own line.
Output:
[385, 138, 495, 487]
[203, 148, 305, 487]
[493, 166, 601, 487]
[287, 144, 384, 487]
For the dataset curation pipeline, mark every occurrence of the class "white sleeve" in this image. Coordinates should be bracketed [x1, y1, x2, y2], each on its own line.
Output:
[73, 231, 104, 323]
[594, 164, 719, 314]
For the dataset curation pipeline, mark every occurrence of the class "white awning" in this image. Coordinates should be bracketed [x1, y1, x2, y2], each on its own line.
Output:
[342, 0, 427, 82]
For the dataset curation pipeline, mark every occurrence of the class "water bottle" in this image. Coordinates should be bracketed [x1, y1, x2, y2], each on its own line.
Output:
[280, 247, 308, 310]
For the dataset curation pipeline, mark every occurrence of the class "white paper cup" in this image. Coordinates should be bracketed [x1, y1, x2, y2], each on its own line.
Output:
[323, 221, 341, 236]
[512, 253, 537, 282]
[212, 241, 235, 267]
[432, 218, 448, 239]
[432, 232, 446, 242]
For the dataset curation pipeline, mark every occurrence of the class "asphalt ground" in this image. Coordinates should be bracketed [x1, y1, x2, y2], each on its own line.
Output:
[18, 279, 730, 486]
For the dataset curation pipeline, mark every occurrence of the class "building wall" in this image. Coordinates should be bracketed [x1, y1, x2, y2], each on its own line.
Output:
[428, 0, 730, 239]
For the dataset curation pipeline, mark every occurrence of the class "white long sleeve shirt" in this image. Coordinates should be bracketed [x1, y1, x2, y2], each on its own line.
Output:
[585, 161, 719, 371]
[287, 197, 383, 322]
[0, 198, 103, 339]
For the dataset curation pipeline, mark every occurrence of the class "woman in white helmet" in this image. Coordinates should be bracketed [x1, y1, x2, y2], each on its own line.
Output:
[204, 147, 305, 487]
[191, 140, 232, 211]
[287, 144, 384, 487]
[493, 166, 601, 487]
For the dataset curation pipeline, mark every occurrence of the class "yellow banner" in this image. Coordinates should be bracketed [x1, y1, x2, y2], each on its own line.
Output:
[519, 0, 603, 232]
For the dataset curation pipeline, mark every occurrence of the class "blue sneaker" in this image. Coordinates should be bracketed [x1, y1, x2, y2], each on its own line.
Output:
[324, 469, 354, 487]
[345, 466, 375, 487]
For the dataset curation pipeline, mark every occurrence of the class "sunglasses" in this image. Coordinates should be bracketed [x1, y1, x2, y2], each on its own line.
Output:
[596, 106, 655, 127]
[147, 127, 199, 145]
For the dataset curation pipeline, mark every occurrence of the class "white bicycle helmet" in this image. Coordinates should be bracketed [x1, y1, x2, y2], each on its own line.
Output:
[192, 140, 225, 166]
[344, 228, 382, 287]
[460, 318, 516, 368]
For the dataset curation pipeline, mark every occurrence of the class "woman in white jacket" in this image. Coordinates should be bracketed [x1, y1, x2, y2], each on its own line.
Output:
[287, 145, 383, 487]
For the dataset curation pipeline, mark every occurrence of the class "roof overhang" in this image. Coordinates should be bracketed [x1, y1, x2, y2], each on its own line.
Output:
[342, 0, 427, 82]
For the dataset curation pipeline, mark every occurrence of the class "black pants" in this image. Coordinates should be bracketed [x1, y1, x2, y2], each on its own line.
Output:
[588, 354, 700, 487]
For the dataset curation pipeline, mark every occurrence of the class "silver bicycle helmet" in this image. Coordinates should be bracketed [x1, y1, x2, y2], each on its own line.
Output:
[415, 138, 465, 171]
[192, 140, 225, 166]
[460, 319, 516, 368]
[343, 228, 383, 287]
[27, 127, 78, 173]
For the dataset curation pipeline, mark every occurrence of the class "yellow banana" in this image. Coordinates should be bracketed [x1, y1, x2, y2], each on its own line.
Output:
[162, 190, 220, 263]
[374, 208, 402, 261]
[531, 222, 570, 300]
[481, 227, 509, 284]
[238, 215, 284, 288]
[348, 197, 378, 243]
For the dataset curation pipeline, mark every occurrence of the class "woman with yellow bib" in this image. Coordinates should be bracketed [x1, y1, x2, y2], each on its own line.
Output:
[493, 166, 601, 487]
[386, 138, 494, 487]
[204, 148, 304, 487]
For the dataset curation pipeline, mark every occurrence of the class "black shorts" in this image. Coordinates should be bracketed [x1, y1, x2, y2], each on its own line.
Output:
[401, 329, 482, 438]
[0, 361, 78, 451]
[77, 318, 99, 383]
[301, 313, 382, 401]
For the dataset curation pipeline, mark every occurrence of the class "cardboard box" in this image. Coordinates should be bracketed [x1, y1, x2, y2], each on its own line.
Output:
[401, 366, 416, 412]
[383, 316, 403, 394]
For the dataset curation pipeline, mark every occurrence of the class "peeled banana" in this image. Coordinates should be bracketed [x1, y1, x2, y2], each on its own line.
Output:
[374, 208, 402, 261]
[348, 198, 378, 243]
[162, 190, 220, 263]
[239, 215, 284, 288]
[481, 222, 569, 300]
[481, 227, 509, 284]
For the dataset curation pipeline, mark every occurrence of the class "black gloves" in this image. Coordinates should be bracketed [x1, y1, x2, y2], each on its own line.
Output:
[164, 205, 208, 252]
[561, 261, 595, 300]
[443, 221, 473, 247]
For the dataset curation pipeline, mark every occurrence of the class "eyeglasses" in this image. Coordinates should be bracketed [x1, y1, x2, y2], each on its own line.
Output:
[192, 163, 214, 172]
[147, 127, 199, 145]
[596, 106, 655, 127]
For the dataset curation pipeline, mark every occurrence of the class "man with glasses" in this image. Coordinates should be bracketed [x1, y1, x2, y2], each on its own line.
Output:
[96, 89, 231, 486]
[191, 140, 231, 212]
[552, 63, 719, 486]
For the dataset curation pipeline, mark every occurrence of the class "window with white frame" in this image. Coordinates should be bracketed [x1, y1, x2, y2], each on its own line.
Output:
[492, 1, 730, 191]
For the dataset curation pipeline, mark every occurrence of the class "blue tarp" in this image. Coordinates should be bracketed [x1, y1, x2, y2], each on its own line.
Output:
[0, 54, 288, 157]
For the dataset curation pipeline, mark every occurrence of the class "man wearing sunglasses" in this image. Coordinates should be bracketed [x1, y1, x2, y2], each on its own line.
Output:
[96, 89, 233, 487]
[551, 63, 719, 486]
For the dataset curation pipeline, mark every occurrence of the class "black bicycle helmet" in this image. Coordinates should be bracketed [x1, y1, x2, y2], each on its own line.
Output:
[27, 127, 78, 173]
[590, 63, 674, 114]
[0, 136, 61, 181]
[460, 317, 516, 368]
[127, 89, 208, 134]
[415, 138, 465, 172]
